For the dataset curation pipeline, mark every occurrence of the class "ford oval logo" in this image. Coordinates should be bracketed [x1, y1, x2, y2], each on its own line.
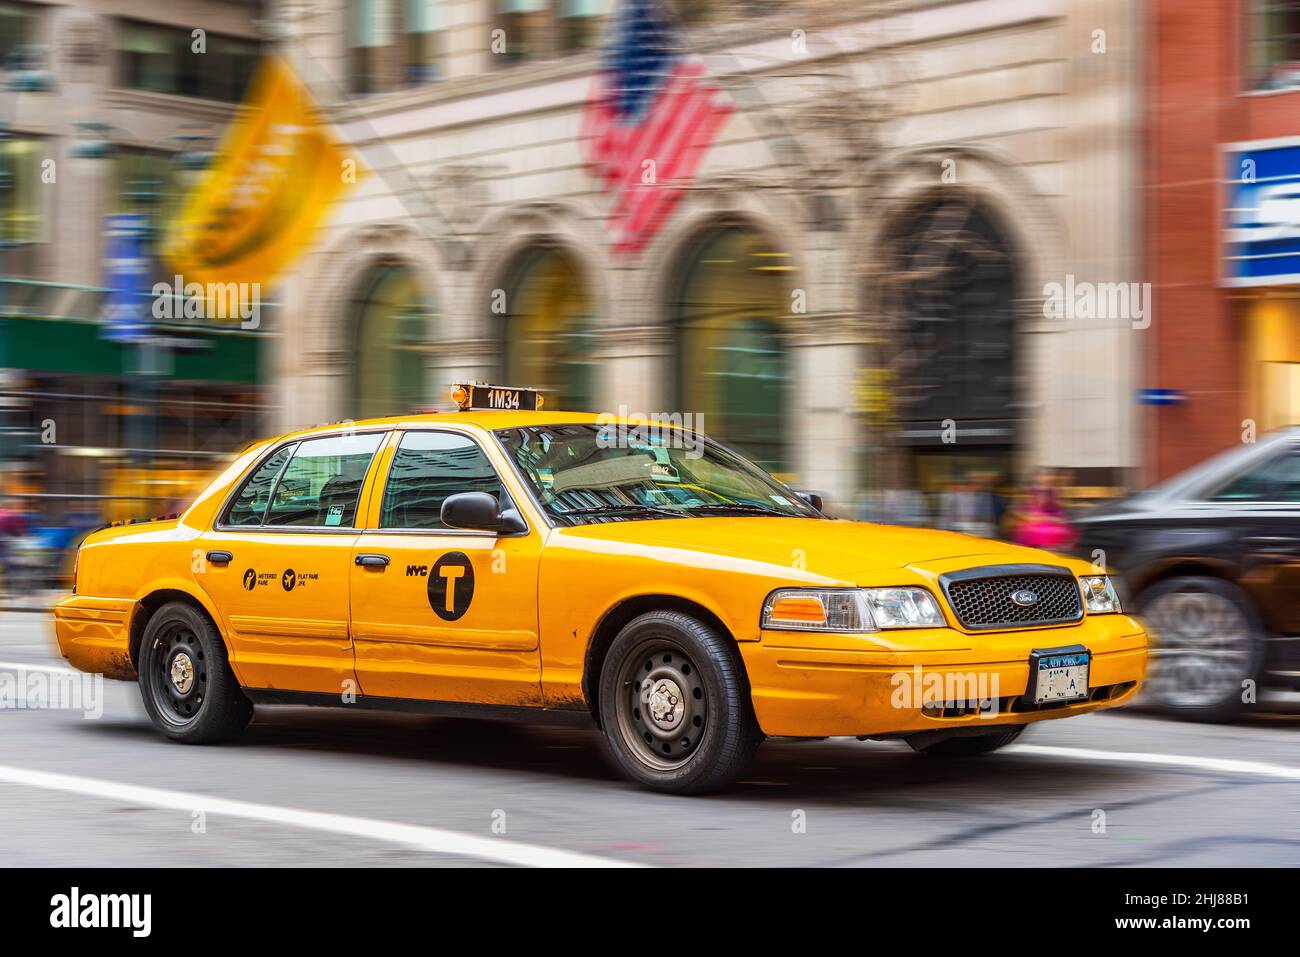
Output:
[1011, 589, 1039, 608]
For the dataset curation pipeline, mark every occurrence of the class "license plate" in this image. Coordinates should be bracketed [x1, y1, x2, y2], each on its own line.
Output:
[1029, 645, 1090, 704]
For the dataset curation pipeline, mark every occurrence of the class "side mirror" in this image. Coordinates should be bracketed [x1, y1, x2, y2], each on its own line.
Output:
[440, 492, 528, 534]
[795, 490, 824, 513]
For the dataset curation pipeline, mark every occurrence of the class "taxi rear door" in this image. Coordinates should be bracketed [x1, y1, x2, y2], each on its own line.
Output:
[197, 431, 389, 694]
[349, 428, 543, 706]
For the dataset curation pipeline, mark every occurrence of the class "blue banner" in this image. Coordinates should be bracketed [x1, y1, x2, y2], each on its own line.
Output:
[101, 213, 151, 343]
[1224, 138, 1300, 287]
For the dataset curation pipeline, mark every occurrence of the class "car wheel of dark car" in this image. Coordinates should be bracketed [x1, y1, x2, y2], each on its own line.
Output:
[598, 610, 764, 794]
[138, 601, 253, 743]
[1136, 576, 1263, 722]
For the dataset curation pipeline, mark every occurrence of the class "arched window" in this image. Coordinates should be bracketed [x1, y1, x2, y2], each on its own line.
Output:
[884, 195, 1019, 488]
[673, 226, 793, 473]
[497, 246, 595, 411]
[352, 264, 435, 418]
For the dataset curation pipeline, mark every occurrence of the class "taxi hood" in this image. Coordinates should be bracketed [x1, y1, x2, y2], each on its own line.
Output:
[556, 517, 1059, 583]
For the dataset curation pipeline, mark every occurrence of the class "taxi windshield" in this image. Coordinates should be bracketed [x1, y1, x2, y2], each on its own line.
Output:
[494, 424, 822, 525]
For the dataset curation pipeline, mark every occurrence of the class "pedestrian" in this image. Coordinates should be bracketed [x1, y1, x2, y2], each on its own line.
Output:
[1012, 471, 1077, 551]
[939, 473, 998, 538]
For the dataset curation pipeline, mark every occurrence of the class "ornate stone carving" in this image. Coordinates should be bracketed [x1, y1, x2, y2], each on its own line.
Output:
[432, 165, 492, 230]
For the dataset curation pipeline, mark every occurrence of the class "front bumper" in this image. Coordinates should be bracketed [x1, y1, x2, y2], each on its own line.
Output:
[740, 614, 1147, 738]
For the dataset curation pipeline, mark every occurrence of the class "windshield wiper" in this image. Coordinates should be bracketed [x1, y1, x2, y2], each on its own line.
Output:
[682, 503, 789, 516]
[552, 504, 685, 520]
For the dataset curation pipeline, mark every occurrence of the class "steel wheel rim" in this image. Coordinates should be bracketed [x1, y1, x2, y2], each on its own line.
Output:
[615, 638, 708, 772]
[148, 622, 208, 728]
[1144, 588, 1253, 708]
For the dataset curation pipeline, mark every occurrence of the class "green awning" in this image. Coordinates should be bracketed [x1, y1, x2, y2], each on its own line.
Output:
[1, 314, 263, 383]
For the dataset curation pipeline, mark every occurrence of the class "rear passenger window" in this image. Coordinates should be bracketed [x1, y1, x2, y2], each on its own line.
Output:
[224, 446, 293, 527]
[380, 432, 506, 530]
[1209, 450, 1300, 503]
[265, 434, 384, 528]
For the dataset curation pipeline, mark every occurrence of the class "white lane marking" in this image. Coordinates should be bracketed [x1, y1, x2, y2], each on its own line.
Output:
[1011, 744, 1300, 781]
[0, 660, 83, 676]
[0, 764, 643, 868]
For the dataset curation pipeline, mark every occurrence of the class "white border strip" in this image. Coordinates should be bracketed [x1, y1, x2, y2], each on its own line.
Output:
[0, 764, 642, 868]
[1011, 744, 1300, 781]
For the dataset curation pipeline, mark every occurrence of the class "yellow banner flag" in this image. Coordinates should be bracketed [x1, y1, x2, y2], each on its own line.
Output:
[163, 57, 355, 293]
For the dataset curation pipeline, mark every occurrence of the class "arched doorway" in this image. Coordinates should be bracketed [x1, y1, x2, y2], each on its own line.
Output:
[672, 225, 793, 473]
[351, 264, 436, 418]
[880, 194, 1019, 492]
[499, 245, 595, 411]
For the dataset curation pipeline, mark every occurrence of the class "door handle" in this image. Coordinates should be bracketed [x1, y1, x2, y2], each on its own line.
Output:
[355, 554, 390, 568]
[206, 550, 233, 565]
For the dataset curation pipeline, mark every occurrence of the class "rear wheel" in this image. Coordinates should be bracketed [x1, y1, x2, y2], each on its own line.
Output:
[1137, 576, 1262, 722]
[598, 610, 763, 794]
[137, 601, 252, 743]
[908, 724, 1025, 756]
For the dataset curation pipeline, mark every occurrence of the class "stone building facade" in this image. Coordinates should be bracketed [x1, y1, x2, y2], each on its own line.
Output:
[271, 0, 1143, 506]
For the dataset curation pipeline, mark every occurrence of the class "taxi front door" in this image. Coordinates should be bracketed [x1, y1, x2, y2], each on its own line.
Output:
[349, 429, 543, 706]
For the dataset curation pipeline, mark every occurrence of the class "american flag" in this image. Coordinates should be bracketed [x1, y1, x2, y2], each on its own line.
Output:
[579, 0, 734, 255]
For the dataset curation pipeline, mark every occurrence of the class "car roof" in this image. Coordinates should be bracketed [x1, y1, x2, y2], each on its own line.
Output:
[262, 410, 678, 445]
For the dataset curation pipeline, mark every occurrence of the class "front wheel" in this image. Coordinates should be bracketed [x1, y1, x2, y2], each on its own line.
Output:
[137, 601, 252, 744]
[598, 611, 763, 794]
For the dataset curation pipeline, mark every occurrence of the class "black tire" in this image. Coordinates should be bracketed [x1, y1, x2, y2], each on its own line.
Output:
[597, 610, 764, 794]
[137, 601, 252, 743]
[1136, 576, 1263, 723]
[908, 724, 1025, 756]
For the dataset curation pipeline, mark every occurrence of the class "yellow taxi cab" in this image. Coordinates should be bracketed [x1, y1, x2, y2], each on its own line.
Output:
[56, 384, 1147, 793]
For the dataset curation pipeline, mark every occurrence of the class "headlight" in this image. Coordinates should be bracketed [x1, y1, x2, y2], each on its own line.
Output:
[863, 587, 946, 628]
[1079, 575, 1122, 614]
[761, 587, 945, 632]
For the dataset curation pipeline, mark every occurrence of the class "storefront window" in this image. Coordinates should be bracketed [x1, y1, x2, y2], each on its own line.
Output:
[500, 246, 595, 411]
[1248, 1, 1300, 90]
[673, 226, 792, 473]
[353, 265, 436, 419]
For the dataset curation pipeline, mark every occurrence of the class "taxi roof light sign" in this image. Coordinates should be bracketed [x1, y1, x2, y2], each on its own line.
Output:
[451, 383, 545, 412]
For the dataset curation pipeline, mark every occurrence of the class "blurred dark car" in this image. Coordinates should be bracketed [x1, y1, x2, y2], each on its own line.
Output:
[1076, 429, 1300, 721]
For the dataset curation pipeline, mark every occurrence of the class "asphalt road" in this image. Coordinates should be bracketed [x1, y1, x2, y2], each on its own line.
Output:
[1, 612, 1296, 867]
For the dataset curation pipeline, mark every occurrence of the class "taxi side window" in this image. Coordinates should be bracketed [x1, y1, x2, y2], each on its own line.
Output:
[380, 432, 506, 530]
[223, 446, 294, 527]
[264, 433, 384, 528]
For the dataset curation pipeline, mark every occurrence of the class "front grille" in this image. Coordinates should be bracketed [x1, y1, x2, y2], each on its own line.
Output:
[940, 564, 1082, 630]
